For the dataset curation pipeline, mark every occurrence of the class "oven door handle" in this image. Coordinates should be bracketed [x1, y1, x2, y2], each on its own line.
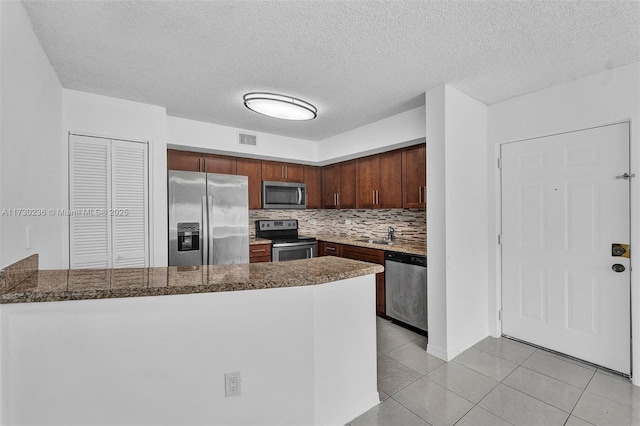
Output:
[272, 241, 317, 248]
[307, 247, 314, 259]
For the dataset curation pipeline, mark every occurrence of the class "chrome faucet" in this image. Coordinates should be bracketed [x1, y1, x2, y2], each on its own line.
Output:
[387, 226, 395, 241]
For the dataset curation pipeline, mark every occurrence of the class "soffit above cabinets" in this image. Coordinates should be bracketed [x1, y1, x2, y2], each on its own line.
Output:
[22, 1, 640, 141]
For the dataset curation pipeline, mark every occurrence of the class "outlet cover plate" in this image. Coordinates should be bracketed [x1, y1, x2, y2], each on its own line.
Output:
[225, 371, 241, 397]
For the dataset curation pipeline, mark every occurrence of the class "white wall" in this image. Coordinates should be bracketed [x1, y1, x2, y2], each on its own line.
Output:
[63, 89, 168, 267]
[488, 62, 640, 384]
[0, 275, 378, 426]
[167, 116, 319, 164]
[425, 86, 447, 359]
[316, 106, 426, 164]
[426, 85, 489, 360]
[0, 1, 63, 270]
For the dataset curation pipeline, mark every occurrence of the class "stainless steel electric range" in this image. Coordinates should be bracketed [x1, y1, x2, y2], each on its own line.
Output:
[255, 219, 317, 262]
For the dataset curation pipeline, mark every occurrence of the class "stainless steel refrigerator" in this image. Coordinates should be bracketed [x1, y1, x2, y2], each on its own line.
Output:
[168, 170, 249, 266]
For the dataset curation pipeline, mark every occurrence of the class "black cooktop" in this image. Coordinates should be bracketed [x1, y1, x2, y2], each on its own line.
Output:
[255, 219, 316, 244]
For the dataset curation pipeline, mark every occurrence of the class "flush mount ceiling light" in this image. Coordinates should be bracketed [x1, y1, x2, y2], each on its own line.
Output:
[243, 92, 317, 121]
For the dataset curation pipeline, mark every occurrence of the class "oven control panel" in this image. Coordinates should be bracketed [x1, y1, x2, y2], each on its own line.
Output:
[256, 220, 298, 231]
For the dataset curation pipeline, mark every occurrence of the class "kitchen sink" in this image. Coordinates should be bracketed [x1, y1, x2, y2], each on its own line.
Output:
[358, 239, 394, 246]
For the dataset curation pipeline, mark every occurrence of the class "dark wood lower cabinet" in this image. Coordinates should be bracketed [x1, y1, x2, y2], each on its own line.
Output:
[249, 243, 271, 263]
[320, 241, 386, 317]
[376, 273, 385, 317]
[318, 241, 341, 256]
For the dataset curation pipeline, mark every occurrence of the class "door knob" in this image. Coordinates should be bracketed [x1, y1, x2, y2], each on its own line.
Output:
[612, 264, 625, 273]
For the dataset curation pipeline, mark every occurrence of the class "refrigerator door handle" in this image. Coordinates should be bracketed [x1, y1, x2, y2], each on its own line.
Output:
[307, 247, 314, 259]
[207, 195, 214, 265]
[201, 195, 208, 266]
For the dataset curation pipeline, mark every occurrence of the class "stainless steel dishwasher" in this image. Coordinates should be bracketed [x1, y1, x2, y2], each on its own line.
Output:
[385, 252, 427, 332]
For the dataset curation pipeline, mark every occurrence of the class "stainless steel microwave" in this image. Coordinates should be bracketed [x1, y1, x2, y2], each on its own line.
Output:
[262, 181, 307, 209]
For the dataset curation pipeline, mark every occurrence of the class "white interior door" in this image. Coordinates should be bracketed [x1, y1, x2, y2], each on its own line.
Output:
[70, 134, 149, 269]
[111, 139, 149, 268]
[501, 123, 631, 374]
[69, 134, 112, 269]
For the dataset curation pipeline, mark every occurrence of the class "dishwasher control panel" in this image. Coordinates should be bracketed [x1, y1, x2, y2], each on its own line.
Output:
[385, 251, 426, 266]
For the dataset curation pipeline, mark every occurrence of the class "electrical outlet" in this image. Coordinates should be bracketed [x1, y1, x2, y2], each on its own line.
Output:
[225, 371, 241, 397]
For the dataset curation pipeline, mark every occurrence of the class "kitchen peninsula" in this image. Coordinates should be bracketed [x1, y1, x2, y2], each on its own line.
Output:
[0, 255, 382, 426]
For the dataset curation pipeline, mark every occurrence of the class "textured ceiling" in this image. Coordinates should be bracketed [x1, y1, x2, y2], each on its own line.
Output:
[21, 0, 640, 141]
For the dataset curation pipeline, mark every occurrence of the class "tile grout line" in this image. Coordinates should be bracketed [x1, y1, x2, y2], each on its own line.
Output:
[566, 368, 598, 425]
[449, 355, 517, 384]
[517, 349, 596, 389]
[466, 347, 560, 426]
[510, 362, 586, 392]
[388, 380, 472, 426]
[499, 380, 574, 417]
[471, 340, 538, 365]
[378, 326, 605, 426]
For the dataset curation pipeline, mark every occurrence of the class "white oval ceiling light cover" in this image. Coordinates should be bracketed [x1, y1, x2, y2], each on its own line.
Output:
[243, 92, 317, 120]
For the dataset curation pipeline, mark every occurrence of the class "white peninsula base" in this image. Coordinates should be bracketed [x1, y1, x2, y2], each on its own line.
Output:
[0, 275, 379, 425]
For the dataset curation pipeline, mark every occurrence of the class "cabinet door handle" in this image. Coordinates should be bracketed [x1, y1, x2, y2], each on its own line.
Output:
[326, 246, 336, 251]
[285, 166, 288, 180]
[337, 193, 340, 206]
[419, 187, 422, 203]
[373, 190, 375, 205]
[251, 249, 266, 253]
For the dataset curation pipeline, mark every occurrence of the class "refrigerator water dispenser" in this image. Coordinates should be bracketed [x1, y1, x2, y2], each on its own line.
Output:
[177, 222, 200, 251]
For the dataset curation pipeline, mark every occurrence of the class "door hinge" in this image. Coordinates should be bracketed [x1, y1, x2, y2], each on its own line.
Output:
[499, 310, 503, 321]
[615, 173, 635, 180]
[498, 234, 502, 245]
[498, 158, 502, 169]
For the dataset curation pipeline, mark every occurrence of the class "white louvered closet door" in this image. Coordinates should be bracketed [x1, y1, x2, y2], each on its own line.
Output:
[69, 135, 149, 269]
[69, 135, 112, 269]
[111, 139, 148, 268]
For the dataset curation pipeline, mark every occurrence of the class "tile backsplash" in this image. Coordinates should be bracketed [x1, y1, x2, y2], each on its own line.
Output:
[250, 209, 426, 242]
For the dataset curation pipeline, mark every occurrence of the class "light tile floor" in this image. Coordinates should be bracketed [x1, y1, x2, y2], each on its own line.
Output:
[347, 317, 640, 426]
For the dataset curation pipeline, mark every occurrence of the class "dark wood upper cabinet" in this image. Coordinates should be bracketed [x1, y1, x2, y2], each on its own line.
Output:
[356, 155, 378, 208]
[356, 151, 402, 209]
[167, 150, 237, 175]
[402, 143, 426, 208]
[378, 150, 403, 208]
[168, 143, 424, 211]
[339, 160, 357, 209]
[303, 166, 322, 209]
[167, 149, 201, 172]
[322, 164, 340, 208]
[261, 161, 303, 182]
[322, 161, 356, 209]
[236, 158, 262, 209]
[203, 154, 236, 174]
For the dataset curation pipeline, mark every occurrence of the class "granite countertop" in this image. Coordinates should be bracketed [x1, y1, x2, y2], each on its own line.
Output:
[0, 256, 383, 305]
[250, 237, 271, 245]
[314, 234, 426, 256]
